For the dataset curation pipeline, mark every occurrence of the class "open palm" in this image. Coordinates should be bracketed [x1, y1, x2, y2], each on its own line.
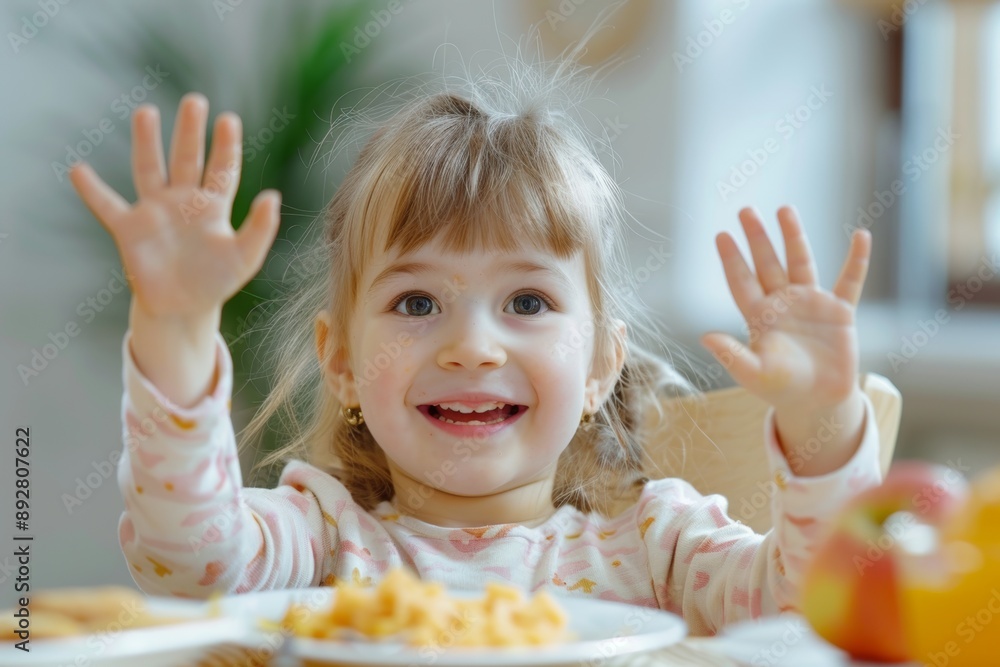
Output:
[700, 207, 872, 411]
[68, 93, 281, 319]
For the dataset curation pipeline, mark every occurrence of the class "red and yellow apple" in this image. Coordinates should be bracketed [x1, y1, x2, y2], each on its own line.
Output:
[799, 460, 970, 663]
[902, 465, 1000, 666]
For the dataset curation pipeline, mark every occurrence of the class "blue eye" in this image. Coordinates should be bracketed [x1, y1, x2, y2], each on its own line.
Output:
[506, 293, 549, 316]
[388, 291, 555, 317]
[392, 294, 438, 316]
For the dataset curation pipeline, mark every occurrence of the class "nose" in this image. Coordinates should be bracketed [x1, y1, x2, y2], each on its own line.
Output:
[436, 305, 507, 371]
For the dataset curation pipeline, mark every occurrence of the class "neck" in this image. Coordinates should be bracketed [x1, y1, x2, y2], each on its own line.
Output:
[387, 463, 558, 528]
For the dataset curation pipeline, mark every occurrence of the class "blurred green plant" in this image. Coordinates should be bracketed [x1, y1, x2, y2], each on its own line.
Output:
[223, 2, 374, 452]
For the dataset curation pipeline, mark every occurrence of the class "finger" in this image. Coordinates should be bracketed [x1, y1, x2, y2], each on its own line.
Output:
[777, 205, 818, 285]
[203, 112, 242, 202]
[739, 207, 788, 294]
[168, 93, 209, 188]
[235, 190, 281, 275]
[68, 163, 130, 235]
[832, 229, 871, 307]
[716, 231, 766, 319]
[131, 105, 167, 198]
[700, 332, 762, 394]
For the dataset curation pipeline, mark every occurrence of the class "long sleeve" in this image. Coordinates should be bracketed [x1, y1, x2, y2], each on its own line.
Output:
[116, 330, 332, 597]
[644, 392, 882, 636]
[759, 392, 883, 612]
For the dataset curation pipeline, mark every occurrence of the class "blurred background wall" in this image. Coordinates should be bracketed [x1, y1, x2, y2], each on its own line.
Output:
[0, 0, 998, 602]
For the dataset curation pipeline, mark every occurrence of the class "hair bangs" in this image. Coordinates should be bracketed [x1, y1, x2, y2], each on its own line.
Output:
[359, 105, 596, 263]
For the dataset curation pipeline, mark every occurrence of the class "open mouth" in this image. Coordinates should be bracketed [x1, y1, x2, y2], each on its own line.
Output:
[417, 404, 526, 426]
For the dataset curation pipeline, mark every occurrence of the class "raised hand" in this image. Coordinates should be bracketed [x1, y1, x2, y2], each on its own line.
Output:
[68, 92, 281, 320]
[700, 206, 872, 414]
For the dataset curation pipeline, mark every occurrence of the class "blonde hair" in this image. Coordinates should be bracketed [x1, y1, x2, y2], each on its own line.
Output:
[242, 32, 709, 517]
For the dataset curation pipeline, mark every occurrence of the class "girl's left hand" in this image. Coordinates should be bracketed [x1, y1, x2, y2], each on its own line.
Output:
[700, 206, 872, 412]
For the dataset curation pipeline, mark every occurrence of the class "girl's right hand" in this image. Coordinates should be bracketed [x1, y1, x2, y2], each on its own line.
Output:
[68, 92, 281, 321]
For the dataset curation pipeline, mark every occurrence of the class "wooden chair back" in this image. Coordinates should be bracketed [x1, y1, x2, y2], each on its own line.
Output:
[615, 374, 902, 533]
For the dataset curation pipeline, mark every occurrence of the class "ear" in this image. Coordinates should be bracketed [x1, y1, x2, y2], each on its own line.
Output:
[584, 318, 627, 413]
[315, 309, 359, 406]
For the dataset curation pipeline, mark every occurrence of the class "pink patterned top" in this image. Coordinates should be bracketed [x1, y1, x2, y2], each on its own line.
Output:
[116, 330, 882, 636]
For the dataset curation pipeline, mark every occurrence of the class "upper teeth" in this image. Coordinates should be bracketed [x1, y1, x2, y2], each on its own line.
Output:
[435, 401, 507, 413]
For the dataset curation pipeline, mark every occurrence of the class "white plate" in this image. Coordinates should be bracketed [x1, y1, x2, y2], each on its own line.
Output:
[3, 587, 686, 667]
[0, 597, 258, 667]
[216, 587, 688, 666]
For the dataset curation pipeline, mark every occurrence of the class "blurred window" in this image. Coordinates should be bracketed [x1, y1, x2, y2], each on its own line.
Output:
[945, 1, 1000, 304]
[982, 5, 1000, 260]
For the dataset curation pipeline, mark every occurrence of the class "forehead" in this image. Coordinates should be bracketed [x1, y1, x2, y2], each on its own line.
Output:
[363, 236, 584, 294]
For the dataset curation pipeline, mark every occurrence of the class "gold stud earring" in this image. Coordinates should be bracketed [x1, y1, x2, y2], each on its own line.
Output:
[342, 405, 364, 426]
[580, 410, 594, 427]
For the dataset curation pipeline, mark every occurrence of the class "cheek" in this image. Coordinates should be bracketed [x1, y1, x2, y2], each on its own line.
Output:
[528, 325, 593, 406]
[546, 321, 596, 373]
[352, 327, 418, 397]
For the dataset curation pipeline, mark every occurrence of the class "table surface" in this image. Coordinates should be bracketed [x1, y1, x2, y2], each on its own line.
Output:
[185, 614, 923, 667]
[7, 611, 917, 666]
[639, 615, 922, 667]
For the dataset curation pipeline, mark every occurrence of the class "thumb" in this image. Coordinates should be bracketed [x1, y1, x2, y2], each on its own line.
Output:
[236, 190, 281, 275]
[700, 331, 762, 393]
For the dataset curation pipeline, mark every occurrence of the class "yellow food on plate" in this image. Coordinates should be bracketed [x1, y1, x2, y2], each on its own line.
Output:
[0, 609, 84, 640]
[281, 568, 572, 647]
[1, 586, 194, 641]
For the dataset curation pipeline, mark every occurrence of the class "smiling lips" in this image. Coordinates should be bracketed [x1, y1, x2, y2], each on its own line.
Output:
[421, 403, 523, 425]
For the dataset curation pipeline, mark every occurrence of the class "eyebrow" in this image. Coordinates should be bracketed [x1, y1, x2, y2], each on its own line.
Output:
[366, 258, 575, 296]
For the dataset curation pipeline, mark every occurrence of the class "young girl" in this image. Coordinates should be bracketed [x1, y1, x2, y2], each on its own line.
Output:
[68, 58, 880, 638]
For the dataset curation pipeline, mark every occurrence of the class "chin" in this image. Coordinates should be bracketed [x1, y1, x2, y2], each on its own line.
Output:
[435, 468, 525, 498]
